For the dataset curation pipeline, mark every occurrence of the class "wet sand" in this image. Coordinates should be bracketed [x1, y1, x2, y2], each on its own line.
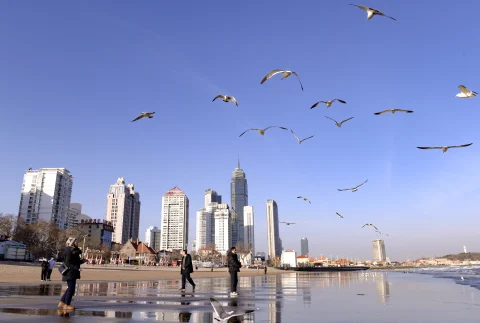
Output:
[0, 262, 283, 284]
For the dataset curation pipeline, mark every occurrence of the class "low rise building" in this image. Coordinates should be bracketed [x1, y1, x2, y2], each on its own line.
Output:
[77, 218, 114, 249]
[281, 249, 297, 268]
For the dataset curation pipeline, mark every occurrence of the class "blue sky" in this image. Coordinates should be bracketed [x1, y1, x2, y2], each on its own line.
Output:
[1, 1, 480, 261]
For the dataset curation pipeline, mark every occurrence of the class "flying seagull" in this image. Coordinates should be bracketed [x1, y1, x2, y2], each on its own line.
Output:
[212, 94, 238, 106]
[374, 109, 414, 115]
[210, 297, 255, 322]
[297, 196, 311, 204]
[131, 112, 155, 122]
[291, 130, 314, 144]
[456, 85, 478, 98]
[239, 126, 288, 137]
[311, 99, 347, 109]
[349, 4, 396, 21]
[376, 230, 390, 236]
[280, 221, 296, 225]
[325, 116, 354, 128]
[336, 212, 344, 218]
[362, 223, 378, 230]
[260, 69, 304, 91]
[338, 179, 368, 192]
[416, 143, 473, 153]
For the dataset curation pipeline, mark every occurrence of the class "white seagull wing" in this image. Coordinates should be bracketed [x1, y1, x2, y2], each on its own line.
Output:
[447, 143, 473, 149]
[212, 94, 225, 102]
[261, 70, 285, 84]
[210, 297, 227, 319]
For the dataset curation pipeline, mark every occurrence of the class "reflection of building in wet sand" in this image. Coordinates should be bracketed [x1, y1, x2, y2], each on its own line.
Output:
[192, 312, 214, 322]
[268, 275, 283, 323]
[376, 275, 390, 304]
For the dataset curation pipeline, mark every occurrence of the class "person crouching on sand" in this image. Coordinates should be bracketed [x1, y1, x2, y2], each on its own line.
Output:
[58, 237, 84, 310]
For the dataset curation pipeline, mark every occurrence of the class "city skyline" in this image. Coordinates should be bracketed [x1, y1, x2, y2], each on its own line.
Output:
[2, 1, 480, 260]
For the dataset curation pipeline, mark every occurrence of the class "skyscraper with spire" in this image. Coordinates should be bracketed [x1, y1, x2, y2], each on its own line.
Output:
[230, 155, 248, 247]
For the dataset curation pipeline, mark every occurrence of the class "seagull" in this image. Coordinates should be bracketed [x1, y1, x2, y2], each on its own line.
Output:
[291, 130, 314, 144]
[297, 196, 311, 204]
[239, 126, 288, 137]
[376, 230, 390, 236]
[362, 223, 378, 230]
[336, 212, 344, 218]
[260, 69, 304, 91]
[325, 116, 354, 128]
[212, 94, 238, 106]
[338, 180, 368, 192]
[374, 109, 414, 115]
[349, 4, 396, 21]
[456, 85, 478, 98]
[280, 221, 296, 225]
[131, 112, 155, 122]
[311, 99, 347, 109]
[461, 276, 465, 281]
[416, 143, 473, 153]
[210, 297, 255, 322]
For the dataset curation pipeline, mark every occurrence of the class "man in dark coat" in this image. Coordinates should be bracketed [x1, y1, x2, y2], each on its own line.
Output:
[179, 249, 195, 292]
[58, 237, 84, 310]
[40, 258, 49, 281]
[227, 247, 242, 296]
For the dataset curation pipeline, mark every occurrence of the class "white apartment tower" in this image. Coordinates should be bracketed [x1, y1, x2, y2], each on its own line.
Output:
[204, 189, 222, 207]
[105, 178, 141, 244]
[18, 168, 73, 229]
[145, 226, 161, 251]
[195, 202, 219, 252]
[214, 204, 232, 255]
[160, 186, 189, 251]
[372, 240, 387, 262]
[266, 199, 282, 261]
[66, 203, 92, 228]
[243, 205, 255, 255]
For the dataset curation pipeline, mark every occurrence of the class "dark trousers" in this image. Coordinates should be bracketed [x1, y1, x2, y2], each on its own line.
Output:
[47, 269, 53, 280]
[41, 269, 48, 280]
[230, 271, 238, 292]
[60, 279, 77, 305]
[181, 272, 195, 289]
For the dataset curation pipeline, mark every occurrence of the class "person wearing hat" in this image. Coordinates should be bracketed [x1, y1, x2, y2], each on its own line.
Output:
[58, 237, 84, 310]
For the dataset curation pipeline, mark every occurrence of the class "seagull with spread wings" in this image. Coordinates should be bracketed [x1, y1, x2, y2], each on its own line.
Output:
[260, 69, 304, 91]
[297, 196, 311, 204]
[325, 116, 354, 128]
[338, 179, 368, 192]
[291, 130, 314, 144]
[131, 112, 155, 122]
[349, 4, 396, 21]
[280, 221, 296, 225]
[212, 94, 238, 106]
[239, 126, 288, 137]
[374, 109, 414, 115]
[311, 99, 347, 109]
[417, 143, 472, 153]
[336, 212, 344, 218]
[210, 297, 255, 322]
[362, 223, 378, 230]
[456, 85, 478, 98]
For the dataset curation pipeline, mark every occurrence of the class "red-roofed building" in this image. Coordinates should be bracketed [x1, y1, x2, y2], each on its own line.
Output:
[119, 238, 158, 265]
[297, 255, 309, 266]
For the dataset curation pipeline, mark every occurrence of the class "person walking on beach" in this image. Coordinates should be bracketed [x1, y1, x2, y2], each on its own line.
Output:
[47, 257, 56, 281]
[40, 258, 49, 281]
[227, 247, 241, 296]
[179, 249, 195, 292]
[58, 237, 84, 310]
[264, 265, 267, 275]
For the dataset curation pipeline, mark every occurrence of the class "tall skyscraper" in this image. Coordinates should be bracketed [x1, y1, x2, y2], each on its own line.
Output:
[145, 226, 161, 250]
[214, 204, 231, 255]
[105, 178, 141, 244]
[230, 156, 248, 247]
[160, 186, 189, 251]
[266, 199, 282, 261]
[195, 202, 219, 252]
[243, 206, 255, 255]
[18, 168, 73, 229]
[372, 240, 387, 262]
[204, 189, 222, 208]
[300, 238, 309, 257]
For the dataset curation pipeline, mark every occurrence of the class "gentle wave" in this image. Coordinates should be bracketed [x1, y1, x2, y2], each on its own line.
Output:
[411, 265, 480, 290]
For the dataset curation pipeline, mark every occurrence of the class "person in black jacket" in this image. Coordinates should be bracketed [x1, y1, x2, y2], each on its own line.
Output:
[227, 247, 242, 296]
[179, 249, 195, 292]
[58, 237, 84, 310]
[40, 258, 49, 281]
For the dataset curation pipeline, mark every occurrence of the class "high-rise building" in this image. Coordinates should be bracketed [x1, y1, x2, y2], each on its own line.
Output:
[230, 156, 248, 247]
[266, 199, 282, 261]
[145, 226, 161, 251]
[372, 240, 387, 262]
[18, 168, 73, 229]
[214, 204, 231, 255]
[243, 206, 255, 255]
[160, 186, 189, 251]
[195, 202, 219, 252]
[66, 203, 92, 228]
[105, 177, 141, 244]
[300, 238, 309, 257]
[204, 189, 222, 208]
